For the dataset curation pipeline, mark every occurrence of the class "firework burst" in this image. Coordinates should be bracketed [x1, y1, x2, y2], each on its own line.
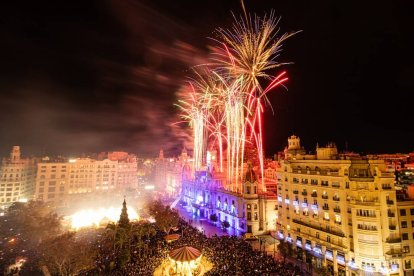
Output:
[177, 8, 297, 192]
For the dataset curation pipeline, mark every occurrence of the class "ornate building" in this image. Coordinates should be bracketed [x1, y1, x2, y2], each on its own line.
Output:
[276, 135, 409, 276]
[181, 161, 278, 235]
[0, 146, 36, 209]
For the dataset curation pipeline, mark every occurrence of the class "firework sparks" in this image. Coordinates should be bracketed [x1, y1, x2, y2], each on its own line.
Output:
[177, 9, 296, 192]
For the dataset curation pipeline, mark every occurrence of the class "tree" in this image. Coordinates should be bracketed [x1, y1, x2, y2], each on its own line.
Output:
[116, 199, 132, 268]
[314, 266, 332, 276]
[38, 232, 96, 276]
[0, 201, 62, 272]
[118, 199, 130, 229]
[277, 240, 293, 263]
[131, 222, 157, 258]
[209, 213, 218, 222]
[147, 200, 179, 234]
[221, 220, 230, 229]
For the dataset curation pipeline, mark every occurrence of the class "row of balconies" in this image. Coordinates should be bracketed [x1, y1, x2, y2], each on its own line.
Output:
[292, 218, 346, 237]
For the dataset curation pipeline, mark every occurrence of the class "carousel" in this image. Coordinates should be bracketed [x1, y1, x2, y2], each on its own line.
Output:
[168, 246, 202, 276]
[154, 245, 212, 276]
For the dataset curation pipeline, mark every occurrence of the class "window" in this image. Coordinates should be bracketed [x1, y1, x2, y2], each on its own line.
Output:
[327, 236, 331, 242]
[403, 233, 409, 240]
[247, 204, 251, 210]
[254, 204, 258, 210]
[400, 209, 407, 216]
[316, 232, 319, 239]
[411, 209, 414, 215]
[405, 260, 412, 269]
[247, 212, 252, 220]
[412, 221, 414, 227]
[335, 214, 342, 223]
[254, 213, 258, 220]
[402, 221, 408, 228]
[403, 246, 410, 253]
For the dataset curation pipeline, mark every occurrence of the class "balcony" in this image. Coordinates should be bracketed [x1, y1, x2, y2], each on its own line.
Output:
[322, 195, 329, 200]
[387, 200, 394, 205]
[311, 192, 317, 197]
[335, 221, 342, 225]
[302, 191, 308, 196]
[386, 237, 402, 243]
[311, 181, 318, 186]
[334, 207, 341, 213]
[332, 183, 340, 188]
[333, 196, 340, 201]
[292, 218, 345, 237]
[321, 182, 329, 187]
[322, 205, 329, 210]
[388, 212, 395, 217]
[382, 185, 392, 190]
[293, 190, 299, 194]
[389, 225, 397, 230]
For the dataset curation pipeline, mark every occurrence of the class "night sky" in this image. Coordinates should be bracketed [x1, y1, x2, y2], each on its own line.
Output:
[0, 0, 413, 157]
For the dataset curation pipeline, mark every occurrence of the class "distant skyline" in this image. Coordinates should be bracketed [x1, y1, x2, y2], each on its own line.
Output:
[0, 0, 413, 157]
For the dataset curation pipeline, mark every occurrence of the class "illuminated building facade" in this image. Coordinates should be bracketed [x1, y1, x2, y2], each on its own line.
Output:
[35, 158, 119, 205]
[181, 162, 278, 235]
[395, 199, 414, 275]
[153, 148, 192, 197]
[0, 146, 36, 209]
[276, 135, 405, 276]
[106, 152, 138, 190]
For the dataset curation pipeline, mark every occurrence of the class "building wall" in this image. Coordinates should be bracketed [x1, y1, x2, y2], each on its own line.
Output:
[276, 136, 405, 275]
[0, 146, 36, 208]
[35, 158, 119, 205]
[396, 201, 414, 275]
[181, 176, 278, 235]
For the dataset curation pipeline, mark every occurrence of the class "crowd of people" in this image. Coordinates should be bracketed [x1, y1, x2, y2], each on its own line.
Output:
[82, 218, 302, 275]
[172, 219, 302, 276]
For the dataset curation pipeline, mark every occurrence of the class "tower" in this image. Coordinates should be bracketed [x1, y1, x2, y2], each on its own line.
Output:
[287, 135, 301, 150]
[10, 146, 21, 162]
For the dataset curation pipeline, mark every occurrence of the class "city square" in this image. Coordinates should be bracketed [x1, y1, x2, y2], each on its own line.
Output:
[0, 0, 413, 275]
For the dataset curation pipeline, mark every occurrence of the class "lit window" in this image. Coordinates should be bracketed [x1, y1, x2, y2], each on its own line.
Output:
[335, 214, 341, 223]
